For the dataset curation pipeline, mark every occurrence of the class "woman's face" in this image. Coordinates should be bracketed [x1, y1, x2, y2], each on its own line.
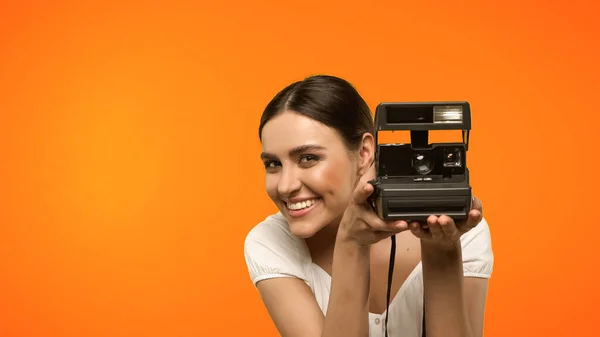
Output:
[260, 110, 373, 239]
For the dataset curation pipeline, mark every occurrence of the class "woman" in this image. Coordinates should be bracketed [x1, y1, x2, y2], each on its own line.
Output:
[244, 74, 494, 337]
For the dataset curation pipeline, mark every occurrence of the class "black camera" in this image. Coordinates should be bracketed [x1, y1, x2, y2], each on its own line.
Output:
[367, 101, 473, 222]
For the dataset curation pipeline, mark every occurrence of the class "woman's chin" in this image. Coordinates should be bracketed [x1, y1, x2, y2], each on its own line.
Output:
[285, 219, 323, 239]
[277, 200, 339, 239]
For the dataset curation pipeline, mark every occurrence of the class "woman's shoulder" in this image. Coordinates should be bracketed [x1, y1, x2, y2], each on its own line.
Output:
[459, 216, 495, 278]
[460, 216, 493, 249]
[243, 212, 312, 286]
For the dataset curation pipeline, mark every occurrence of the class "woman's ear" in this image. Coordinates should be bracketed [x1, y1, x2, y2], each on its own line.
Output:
[356, 132, 375, 176]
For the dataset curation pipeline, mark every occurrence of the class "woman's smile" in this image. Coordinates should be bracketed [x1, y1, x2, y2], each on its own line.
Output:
[284, 198, 322, 218]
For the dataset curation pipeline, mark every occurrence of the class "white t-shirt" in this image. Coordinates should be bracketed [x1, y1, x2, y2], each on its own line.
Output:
[244, 212, 494, 337]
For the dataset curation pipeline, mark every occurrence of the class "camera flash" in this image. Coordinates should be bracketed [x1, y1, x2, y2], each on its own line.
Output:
[433, 106, 463, 124]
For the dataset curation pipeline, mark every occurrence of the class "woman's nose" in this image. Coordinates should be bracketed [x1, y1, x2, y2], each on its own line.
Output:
[277, 167, 302, 196]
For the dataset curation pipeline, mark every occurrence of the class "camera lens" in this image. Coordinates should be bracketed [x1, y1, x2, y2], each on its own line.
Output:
[412, 152, 433, 175]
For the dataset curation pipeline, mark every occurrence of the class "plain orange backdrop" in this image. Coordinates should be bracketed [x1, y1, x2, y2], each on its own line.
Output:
[1, 1, 599, 336]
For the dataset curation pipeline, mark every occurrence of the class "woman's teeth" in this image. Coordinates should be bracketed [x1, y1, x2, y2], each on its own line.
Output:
[287, 199, 318, 210]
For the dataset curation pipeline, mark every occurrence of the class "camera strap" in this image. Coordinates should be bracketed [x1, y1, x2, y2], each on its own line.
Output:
[383, 234, 396, 337]
[383, 235, 426, 337]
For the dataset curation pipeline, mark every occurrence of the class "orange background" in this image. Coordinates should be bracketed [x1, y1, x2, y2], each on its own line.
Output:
[1, 1, 598, 336]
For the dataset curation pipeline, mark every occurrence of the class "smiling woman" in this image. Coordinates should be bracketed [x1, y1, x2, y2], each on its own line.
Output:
[243, 75, 494, 337]
[259, 113, 355, 239]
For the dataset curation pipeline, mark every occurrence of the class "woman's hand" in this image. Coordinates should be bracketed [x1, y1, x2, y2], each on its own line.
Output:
[408, 196, 484, 249]
[337, 173, 410, 247]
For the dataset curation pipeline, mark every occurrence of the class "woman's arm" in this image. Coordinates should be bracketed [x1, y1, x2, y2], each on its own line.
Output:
[421, 240, 490, 337]
[255, 236, 371, 337]
[421, 240, 472, 337]
[410, 196, 489, 337]
[321, 235, 372, 337]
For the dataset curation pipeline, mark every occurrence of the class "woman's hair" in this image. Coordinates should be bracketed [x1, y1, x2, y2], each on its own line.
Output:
[258, 74, 375, 151]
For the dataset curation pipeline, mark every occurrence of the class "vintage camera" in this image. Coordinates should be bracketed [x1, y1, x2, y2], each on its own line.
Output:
[367, 101, 473, 222]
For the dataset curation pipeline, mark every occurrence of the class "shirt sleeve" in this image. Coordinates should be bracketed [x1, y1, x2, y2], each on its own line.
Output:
[460, 216, 494, 278]
[243, 215, 311, 287]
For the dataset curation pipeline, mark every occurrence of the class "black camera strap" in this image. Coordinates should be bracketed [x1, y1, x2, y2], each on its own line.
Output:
[384, 234, 396, 337]
[383, 235, 426, 337]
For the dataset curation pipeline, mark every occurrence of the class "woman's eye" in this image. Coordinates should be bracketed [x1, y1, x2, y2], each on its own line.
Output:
[300, 155, 319, 163]
[264, 160, 280, 169]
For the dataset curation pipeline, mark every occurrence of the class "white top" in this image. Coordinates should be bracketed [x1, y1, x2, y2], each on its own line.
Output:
[244, 212, 494, 337]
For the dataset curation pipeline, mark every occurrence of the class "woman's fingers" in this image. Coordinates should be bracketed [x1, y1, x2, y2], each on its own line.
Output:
[407, 197, 484, 244]
[352, 179, 374, 206]
[459, 209, 482, 233]
[472, 195, 483, 214]
[410, 216, 459, 240]
[363, 218, 410, 243]
[438, 215, 458, 238]
[363, 212, 409, 232]
[409, 221, 429, 238]
[426, 216, 445, 239]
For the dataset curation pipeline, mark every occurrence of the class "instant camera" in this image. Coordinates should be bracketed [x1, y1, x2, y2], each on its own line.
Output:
[367, 101, 473, 222]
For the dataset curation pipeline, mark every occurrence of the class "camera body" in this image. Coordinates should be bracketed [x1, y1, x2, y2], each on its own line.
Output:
[368, 101, 473, 222]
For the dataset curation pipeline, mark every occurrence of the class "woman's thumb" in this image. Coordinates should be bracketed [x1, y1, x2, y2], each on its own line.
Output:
[352, 179, 373, 205]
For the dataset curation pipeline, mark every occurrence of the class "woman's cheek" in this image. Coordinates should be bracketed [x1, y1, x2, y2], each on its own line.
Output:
[264, 175, 279, 200]
[315, 162, 351, 199]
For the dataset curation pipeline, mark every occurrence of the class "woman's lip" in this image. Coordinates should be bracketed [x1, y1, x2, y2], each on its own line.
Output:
[284, 197, 320, 203]
[285, 199, 320, 218]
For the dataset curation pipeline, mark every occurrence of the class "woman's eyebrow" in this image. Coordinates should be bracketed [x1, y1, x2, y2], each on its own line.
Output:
[288, 144, 326, 157]
[260, 152, 276, 161]
[260, 144, 326, 160]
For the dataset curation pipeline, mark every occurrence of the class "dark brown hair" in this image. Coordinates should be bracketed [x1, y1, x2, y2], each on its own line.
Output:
[258, 74, 374, 150]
